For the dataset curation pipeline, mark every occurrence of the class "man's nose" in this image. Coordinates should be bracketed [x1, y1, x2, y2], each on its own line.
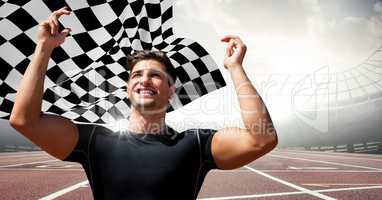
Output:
[139, 74, 151, 85]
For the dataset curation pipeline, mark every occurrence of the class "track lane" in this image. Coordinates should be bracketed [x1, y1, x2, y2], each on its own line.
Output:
[1, 150, 382, 200]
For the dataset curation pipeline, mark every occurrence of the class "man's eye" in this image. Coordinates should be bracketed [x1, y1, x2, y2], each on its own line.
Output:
[151, 73, 161, 78]
[131, 73, 141, 78]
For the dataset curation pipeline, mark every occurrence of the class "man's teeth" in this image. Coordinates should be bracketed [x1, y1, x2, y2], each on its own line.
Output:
[139, 89, 154, 95]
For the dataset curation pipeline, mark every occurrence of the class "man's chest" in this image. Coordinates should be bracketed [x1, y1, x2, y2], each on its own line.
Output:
[88, 135, 201, 190]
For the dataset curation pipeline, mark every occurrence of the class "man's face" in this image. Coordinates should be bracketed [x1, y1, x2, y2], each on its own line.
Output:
[127, 59, 175, 113]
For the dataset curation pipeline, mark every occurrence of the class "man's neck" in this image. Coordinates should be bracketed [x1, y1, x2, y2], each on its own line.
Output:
[128, 108, 167, 134]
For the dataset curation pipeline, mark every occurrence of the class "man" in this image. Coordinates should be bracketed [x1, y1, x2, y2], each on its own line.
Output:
[9, 7, 277, 200]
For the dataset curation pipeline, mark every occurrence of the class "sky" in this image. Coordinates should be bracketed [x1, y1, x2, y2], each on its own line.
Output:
[2, 0, 382, 146]
[173, 0, 382, 74]
[166, 0, 382, 139]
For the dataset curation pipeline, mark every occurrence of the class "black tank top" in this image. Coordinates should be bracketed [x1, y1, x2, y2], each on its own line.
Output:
[63, 123, 219, 200]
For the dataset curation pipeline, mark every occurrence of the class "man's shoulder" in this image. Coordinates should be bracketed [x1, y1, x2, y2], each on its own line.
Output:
[74, 123, 115, 136]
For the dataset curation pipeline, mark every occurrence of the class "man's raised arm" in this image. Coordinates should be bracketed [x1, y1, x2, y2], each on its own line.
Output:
[211, 35, 278, 170]
[9, 7, 79, 160]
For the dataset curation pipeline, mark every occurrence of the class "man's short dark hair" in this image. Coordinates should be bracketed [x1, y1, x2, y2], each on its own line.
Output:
[127, 50, 177, 85]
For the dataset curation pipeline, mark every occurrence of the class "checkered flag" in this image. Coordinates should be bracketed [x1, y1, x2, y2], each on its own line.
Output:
[0, 0, 226, 124]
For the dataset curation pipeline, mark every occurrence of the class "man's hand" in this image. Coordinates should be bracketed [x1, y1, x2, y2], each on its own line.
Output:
[37, 6, 71, 49]
[221, 35, 247, 70]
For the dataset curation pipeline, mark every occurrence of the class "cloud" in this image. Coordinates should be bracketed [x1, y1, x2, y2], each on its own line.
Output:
[374, 1, 382, 13]
[368, 15, 382, 37]
[173, 0, 382, 74]
[300, 0, 321, 13]
[344, 16, 363, 23]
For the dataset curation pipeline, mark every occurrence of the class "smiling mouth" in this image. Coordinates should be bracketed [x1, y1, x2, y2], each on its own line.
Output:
[135, 88, 157, 97]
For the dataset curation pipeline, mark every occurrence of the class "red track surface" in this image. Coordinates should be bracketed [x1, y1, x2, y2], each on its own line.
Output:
[1, 150, 382, 200]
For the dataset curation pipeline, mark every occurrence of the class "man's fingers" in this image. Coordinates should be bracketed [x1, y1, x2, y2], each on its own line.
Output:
[221, 35, 247, 62]
[39, 20, 49, 28]
[48, 7, 71, 36]
[39, 20, 50, 33]
[51, 17, 59, 28]
[225, 41, 235, 57]
[221, 35, 239, 41]
[232, 38, 244, 47]
[50, 18, 59, 35]
[51, 6, 71, 18]
[48, 20, 56, 35]
[221, 35, 241, 42]
[57, 28, 71, 44]
[226, 43, 232, 57]
[60, 28, 71, 37]
[221, 35, 245, 50]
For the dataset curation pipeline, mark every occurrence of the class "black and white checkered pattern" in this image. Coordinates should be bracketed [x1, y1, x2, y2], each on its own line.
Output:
[0, 0, 226, 124]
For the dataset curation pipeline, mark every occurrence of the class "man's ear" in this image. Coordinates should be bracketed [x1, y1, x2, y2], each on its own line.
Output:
[126, 81, 131, 96]
[169, 85, 176, 98]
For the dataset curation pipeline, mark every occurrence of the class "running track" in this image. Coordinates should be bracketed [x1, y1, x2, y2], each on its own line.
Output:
[1, 150, 382, 200]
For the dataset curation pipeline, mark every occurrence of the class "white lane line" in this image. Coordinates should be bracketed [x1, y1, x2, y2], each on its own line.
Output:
[303, 183, 382, 187]
[36, 164, 76, 168]
[0, 159, 58, 168]
[205, 169, 382, 173]
[0, 153, 47, 159]
[287, 166, 337, 170]
[197, 185, 382, 200]
[244, 166, 336, 200]
[278, 151, 382, 162]
[281, 150, 382, 160]
[315, 185, 382, 193]
[198, 191, 304, 200]
[270, 154, 382, 171]
[0, 151, 44, 156]
[39, 180, 89, 200]
[261, 170, 382, 173]
[211, 170, 250, 173]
